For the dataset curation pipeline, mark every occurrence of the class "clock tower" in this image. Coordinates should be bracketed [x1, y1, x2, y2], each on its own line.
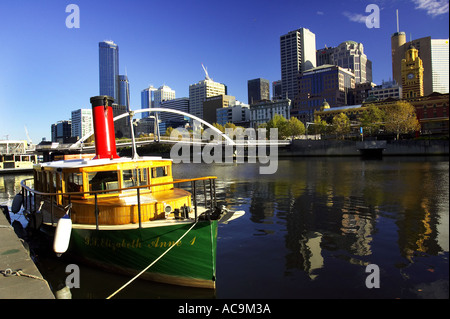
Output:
[401, 44, 424, 99]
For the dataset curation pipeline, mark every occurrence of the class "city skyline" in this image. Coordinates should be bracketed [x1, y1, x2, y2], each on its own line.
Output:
[0, 0, 448, 143]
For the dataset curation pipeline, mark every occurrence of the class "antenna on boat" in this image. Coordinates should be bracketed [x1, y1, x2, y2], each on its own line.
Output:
[126, 77, 139, 160]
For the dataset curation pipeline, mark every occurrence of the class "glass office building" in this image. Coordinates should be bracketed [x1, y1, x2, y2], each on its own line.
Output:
[119, 75, 129, 109]
[99, 41, 119, 103]
[431, 39, 449, 94]
[141, 86, 156, 119]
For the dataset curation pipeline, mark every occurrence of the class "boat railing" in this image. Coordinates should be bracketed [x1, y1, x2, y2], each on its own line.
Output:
[19, 176, 217, 229]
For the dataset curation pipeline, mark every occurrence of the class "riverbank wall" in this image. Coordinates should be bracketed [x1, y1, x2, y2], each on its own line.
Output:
[280, 139, 449, 157]
[0, 206, 55, 299]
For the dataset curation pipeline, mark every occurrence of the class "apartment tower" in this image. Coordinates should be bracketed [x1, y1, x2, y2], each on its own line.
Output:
[280, 28, 316, 100]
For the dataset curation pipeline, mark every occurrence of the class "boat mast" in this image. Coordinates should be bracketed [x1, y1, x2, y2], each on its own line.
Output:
[126, 78, 139, 160]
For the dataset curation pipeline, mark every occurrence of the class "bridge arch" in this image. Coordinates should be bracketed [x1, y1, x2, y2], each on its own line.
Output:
[70, 108, 235, 149]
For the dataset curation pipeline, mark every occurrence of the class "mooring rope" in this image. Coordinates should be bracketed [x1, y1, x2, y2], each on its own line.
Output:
[106, 221, 198, 299]
[1, 268, 48, 282]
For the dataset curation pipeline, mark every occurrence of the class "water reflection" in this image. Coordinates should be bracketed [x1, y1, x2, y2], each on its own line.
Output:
[1, 156, 448, 299]
[174, 157, 448, 298]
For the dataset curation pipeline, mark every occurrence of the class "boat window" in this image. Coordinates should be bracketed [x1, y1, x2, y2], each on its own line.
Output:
[122, 169, 148, 191]
[66, 172, 83, 193]
[151, 166, 168, 178]
[46, 172, 55, 193]
[88, 170, 119, 194]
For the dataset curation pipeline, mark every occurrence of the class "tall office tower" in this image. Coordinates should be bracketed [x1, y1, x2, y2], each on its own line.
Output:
[316, 41, 372, 83]
[154, 85, 176, 108]
[272, 80, 283, 100]
[280, 28, 316, 100]
[392, 36, 449, 95]
[51, 120, 72, 143]
[99, 41, 120, 103]
[71, 109, 93, 139]
[189, 79, 226, 120]
[332, 41, 372, 83]
[247, 78, 270, 104]
[141, 86, 157, 119]
[391, 31, 406, 85]
[119, 75, 129, 109]
[430, 39, 449, 94]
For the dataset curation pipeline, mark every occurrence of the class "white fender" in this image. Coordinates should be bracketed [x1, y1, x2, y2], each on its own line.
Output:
[53, 214, 72, 255]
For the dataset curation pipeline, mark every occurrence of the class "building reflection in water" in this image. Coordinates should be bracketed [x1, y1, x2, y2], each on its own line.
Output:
[214, 158, 448, 282]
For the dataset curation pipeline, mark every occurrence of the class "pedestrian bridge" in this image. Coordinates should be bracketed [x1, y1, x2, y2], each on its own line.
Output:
[35, 107, 291, 154]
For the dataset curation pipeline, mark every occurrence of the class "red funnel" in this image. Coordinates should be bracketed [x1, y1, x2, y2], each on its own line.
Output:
[90, 96, 120, 159]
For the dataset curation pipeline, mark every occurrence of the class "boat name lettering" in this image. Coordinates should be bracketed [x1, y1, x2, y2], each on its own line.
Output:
[83, 236, 197, 250]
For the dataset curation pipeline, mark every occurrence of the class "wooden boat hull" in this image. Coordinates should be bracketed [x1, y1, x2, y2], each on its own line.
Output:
[62, 219, 218, 289]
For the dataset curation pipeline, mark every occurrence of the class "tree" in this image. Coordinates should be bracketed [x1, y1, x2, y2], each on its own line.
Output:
[212, 123, 225, 133]
[312, 115, 328, 135]
[266, 114, 289, 139]
[224, 122, 236, 130]
[287, 117, 305, 138]
[384, 101, 420, 140]
[360, 104, 385, 136]
[332, 113, 351, 139]
[165, 126, 174, 137]
[165, 126, 184, 140]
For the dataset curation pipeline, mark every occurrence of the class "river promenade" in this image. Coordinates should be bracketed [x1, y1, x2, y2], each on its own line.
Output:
[0, 207, 54, 299]
[280, 139, 449, 157]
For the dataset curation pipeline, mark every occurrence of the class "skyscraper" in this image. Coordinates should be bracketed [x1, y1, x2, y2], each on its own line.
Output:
[154, 85, 176, 108]
[189, 79, 226, 120]
[71, 109, 93, 139]
[248, 78, 270, 104]
[391, 31, 406, 85]
[317, 41, 372, 84]
[141, 86, 157, 119]
[280, 28, 316, 100]
[119, 75, 129, 109]
[99, 41, 120, 103]
[272, 80, 283, 100]
[430, 39, 449, 94]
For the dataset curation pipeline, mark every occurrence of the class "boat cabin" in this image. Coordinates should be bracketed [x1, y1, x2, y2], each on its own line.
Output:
[32, 157, 192, 226]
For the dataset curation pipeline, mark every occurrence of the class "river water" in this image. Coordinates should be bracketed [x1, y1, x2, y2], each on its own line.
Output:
[1, 156, 448, 299]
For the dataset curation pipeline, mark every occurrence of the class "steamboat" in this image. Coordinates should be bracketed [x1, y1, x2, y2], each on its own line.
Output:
[17, 96, 244, 290]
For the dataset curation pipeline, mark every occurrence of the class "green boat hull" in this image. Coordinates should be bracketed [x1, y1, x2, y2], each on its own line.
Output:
[68, 220, 218, 289]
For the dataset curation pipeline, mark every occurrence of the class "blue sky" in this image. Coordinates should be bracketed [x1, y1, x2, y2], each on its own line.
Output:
[0, 0, 448, 143]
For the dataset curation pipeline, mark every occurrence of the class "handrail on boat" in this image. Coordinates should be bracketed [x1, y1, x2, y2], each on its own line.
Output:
[19, 175, 218, 229]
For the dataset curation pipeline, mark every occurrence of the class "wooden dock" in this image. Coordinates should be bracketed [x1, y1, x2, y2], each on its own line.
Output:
[0, 207, 54, 299]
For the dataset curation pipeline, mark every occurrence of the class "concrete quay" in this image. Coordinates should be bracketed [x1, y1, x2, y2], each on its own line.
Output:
[282, 139, 449, 157]
[0, 207, 54, 299]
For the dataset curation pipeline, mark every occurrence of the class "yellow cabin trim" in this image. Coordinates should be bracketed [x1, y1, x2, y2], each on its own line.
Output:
[32, 158, 193, 225]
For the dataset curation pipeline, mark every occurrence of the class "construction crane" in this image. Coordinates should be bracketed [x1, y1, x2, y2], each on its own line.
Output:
[201, 63, 211, 81]
[24, 125, 32, 145]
